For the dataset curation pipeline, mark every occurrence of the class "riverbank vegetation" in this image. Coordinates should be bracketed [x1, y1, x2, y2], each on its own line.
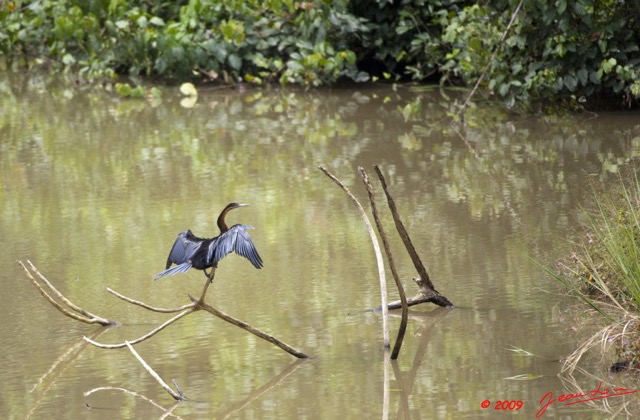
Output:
[1, 0, 639, 108]
[550, 168, 640, 373]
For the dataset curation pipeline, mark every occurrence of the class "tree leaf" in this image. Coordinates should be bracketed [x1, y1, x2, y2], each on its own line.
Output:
[228, 53, 242, 70]
[564, 74, 578, 91]
[577, 68, 588, 85]
[150, 17, 165, 26]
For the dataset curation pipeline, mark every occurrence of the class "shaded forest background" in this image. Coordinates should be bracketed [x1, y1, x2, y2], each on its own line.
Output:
[1, 0, 639, 108]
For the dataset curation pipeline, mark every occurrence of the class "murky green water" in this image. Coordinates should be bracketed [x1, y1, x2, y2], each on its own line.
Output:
[2, 72, 640, 419]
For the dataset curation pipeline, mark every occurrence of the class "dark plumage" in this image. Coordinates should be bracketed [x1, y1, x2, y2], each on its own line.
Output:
[154, 203, 263, 280]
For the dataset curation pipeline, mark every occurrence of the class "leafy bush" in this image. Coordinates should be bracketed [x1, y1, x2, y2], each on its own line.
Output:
[431, 0, 640, 107]
[1, 0, 639, 106]
[0, 0, 367, 84]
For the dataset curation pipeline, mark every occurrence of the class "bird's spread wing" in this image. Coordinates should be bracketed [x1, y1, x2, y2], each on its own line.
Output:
[153, 230, 203, 280]
[153, 262, 193, 281]
[207, 224, 263, 269]
[165, 229, 201, 269]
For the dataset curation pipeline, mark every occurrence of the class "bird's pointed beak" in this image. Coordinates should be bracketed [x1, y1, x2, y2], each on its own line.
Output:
[236, 203, 250, 207]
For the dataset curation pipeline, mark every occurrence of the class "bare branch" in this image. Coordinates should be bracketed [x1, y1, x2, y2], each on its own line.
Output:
[197, 268, 215, 303]
[22, 260, 308, 360]
[84, 308, 195, 349]
[191, 297, 309, 358]
[373, 277, 454, 311]
[319, 166, 390, 349]
[107, 287, 193, 313]
[359, 167, 408, 360]
[18, 260, 117, 326]
[125, 341, 186, 401]
[373, 167, 453, 308]
[372, 168, 435, 291]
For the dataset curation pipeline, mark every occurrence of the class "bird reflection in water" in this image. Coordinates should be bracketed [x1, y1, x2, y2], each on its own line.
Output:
[154, 203, 263, 281]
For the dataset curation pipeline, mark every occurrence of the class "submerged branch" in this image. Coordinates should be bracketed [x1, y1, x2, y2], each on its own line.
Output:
[319, 166, 390, 349]
[359, 167, 408, 360]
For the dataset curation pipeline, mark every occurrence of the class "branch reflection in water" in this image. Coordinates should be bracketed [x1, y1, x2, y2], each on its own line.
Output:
[27, 327, 109, 420]
[382, 308, 452, 419]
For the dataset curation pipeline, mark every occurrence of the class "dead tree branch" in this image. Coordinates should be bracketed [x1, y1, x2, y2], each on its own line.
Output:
[18, 260, 117, 326]
[373, 166, 453, 308]
[125, 341, 186, 401]
[107, 287, 193, 313]
[358, 167, 409, 360]
[19, 261, 308, 358]
[319, 166, 390, 349]
[190, 296, 309, 359]
[84, 308, 196, 349]
[377, 278, 452, 310]
[84, 287, 309, 358]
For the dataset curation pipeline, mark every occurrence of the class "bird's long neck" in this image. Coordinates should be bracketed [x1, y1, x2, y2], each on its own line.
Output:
[217, 205, 233, 233]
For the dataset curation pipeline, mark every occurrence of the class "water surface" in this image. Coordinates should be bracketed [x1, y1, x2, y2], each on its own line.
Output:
[1, 73, 640, 419]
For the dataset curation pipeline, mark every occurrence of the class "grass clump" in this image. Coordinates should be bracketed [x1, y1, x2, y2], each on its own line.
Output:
[550, 169, 640, 373]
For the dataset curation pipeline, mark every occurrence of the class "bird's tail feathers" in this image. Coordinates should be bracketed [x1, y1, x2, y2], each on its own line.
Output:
[153, 263, 193, 281]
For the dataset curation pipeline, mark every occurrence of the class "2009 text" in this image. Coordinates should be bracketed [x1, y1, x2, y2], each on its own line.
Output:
[480, 399, 523, 410]
[494, 400, 523, 411]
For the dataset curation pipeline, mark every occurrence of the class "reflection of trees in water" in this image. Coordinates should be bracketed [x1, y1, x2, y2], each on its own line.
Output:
[4, 72, 638, 344]
[402, 115, 640, 224]
[3, 74, 638, 228]
[4, 72, 639, 419]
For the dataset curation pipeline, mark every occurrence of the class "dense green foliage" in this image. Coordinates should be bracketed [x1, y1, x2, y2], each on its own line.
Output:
[1, 0, 639, 106]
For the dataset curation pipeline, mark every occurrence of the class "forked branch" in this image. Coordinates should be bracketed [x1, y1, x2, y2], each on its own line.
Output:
[20, 261, 309, 358]
[373, 166, 453, 308]
[378, 278, 451, 311]
[84, 308, 196, 349]
[125, 341, 186, 401]
[319, 166, 391, 349]
[84, 291, 308, 358]
[107, 287, 193, 313]
[358, 167, 409, 360]
[18, 260, 117, 326]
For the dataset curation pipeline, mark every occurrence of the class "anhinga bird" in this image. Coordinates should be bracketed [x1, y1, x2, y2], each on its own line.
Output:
[153, 203, 263, 281]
